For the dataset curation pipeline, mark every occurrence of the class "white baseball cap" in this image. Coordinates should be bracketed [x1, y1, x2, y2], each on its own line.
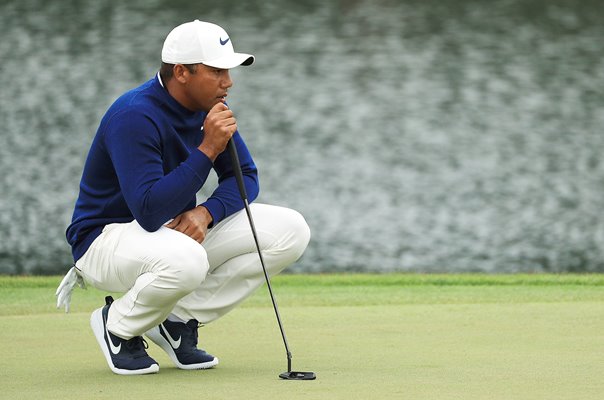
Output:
[161, 20, 254, 69]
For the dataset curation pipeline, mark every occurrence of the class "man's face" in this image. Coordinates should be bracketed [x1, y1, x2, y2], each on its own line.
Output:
[182, 64, 233, 112]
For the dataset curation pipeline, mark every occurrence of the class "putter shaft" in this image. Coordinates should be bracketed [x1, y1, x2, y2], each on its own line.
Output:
[227, 140, 293, 372]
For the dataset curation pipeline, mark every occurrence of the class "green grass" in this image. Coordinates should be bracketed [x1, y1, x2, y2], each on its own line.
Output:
[1, 274, 603, 400]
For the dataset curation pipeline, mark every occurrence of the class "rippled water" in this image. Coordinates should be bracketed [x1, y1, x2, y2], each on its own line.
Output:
[1, 0, 604, 273]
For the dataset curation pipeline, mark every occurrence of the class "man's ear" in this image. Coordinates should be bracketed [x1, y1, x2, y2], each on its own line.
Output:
[173, 64, 188, 84]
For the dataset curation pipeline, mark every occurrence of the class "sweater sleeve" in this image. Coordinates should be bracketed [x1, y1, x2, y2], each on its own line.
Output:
[104, 109, 214, 231]
[201, 130, 259, 226]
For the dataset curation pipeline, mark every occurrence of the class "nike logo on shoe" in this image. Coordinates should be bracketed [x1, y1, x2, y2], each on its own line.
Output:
[105, 317, 121, 355]
[219, 37, 230, 46]
[160, 323, 181, 349]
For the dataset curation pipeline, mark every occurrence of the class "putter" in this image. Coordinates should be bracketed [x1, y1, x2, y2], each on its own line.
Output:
[227, 139, 316, 381]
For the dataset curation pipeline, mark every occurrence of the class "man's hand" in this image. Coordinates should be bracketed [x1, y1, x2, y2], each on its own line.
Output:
[199, 102, 237, 161]
[166, 206, 213, 243]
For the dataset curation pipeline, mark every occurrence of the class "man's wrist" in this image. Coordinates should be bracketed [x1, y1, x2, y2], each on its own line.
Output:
[197, 143, 219, 162]
[196, 205, 214, 227]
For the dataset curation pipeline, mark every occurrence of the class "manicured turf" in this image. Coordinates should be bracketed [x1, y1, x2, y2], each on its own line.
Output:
[1, 274, 603, 399]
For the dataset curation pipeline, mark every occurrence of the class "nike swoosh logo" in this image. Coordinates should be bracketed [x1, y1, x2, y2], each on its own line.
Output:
[219, 37, 230, 46]
[160, 323, 181, 349]
[105, 316, 121, 355]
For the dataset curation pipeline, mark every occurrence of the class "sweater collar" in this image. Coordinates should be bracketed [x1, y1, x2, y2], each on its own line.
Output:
[157, 71, 167, 89]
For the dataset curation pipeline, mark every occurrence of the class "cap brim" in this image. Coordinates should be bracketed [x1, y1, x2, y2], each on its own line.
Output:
[203, 53, 255, 69]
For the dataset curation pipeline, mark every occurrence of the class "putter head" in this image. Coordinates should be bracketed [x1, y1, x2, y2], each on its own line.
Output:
[279, 371, 316, 380]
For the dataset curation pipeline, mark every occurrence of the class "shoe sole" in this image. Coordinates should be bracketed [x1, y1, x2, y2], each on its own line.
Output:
[90, 308, 159, 375]
[146, 326, 219, 370]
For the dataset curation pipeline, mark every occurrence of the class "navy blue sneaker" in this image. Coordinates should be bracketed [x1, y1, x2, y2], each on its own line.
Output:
[146, 318, 218, 370]
[90, 296, 159, 375]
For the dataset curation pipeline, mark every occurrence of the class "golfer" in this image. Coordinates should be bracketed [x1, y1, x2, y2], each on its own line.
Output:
[57, 20, 310, 375]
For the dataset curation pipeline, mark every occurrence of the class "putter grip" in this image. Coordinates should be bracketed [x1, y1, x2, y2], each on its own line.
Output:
[227, 139, 248, 201]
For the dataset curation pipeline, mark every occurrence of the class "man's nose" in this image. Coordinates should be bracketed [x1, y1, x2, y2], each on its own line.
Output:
[222, 70, 233, 89]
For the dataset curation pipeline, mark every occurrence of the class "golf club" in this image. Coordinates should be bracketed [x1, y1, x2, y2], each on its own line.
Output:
[227, 139, 316, 381]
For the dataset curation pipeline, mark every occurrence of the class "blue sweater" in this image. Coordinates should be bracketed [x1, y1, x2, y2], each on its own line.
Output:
[66, 74, 259, 262]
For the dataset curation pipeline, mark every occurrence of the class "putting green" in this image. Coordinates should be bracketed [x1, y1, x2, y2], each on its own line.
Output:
[1, 274, 603, 399]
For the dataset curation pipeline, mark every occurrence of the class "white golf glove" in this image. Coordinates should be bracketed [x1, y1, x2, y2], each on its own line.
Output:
[55, 266, 86, 313]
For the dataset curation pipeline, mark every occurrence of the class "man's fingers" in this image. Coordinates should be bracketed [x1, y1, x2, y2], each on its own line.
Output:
[207, 101, 234, 122]
[179, 222, 205, 243]
[212, 110, 235, 123]
[185, 226, 205, 243]
[171, 220, 190, 235]
[167, 215, 206, 243]
[220, 118, 238, 132]
[166, 216, 180, 228]
[208, 101, 229, 114]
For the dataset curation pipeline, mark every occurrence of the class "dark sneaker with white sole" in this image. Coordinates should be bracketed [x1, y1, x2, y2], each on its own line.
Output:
[146, 318, 219, 370]
[90, 296, 159, 375]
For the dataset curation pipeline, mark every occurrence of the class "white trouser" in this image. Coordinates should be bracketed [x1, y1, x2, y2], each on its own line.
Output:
[75, 203, 310, 339]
